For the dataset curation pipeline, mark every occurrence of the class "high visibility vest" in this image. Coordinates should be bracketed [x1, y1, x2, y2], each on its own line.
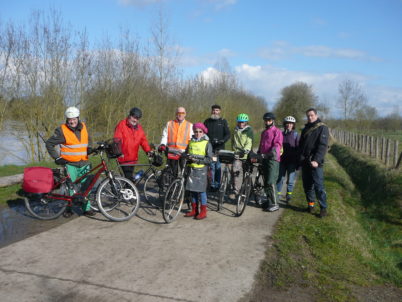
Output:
[188, 140, 208, 168]
[167, 120, 191, 153]
[60, 123, 88, 162]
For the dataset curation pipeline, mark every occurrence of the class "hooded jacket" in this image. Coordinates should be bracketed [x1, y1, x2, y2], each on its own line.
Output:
[299, 118, 329, 165]
[114, 118, 151, 164]
[232, 125, 253, 159]
[258, 125, 283, 162]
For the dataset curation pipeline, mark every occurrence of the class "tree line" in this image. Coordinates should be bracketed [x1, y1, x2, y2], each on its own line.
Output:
[0, 9, 266, 162]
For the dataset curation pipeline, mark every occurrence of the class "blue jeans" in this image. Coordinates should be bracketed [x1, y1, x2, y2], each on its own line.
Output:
[276, 162, 297, 194]
[301, 163, 327, 208]
[210, 160, 221, 189]
[191, 191, 207, 205]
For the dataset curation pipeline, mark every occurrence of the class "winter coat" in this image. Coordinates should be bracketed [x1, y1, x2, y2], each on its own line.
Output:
[298, 118, 329, 165]
[258, 125, 283, 162]
[114, 118, 151, 164]
[232, 125, 253, 159]
[46, 121, 93, 167]
[281, 130, 300, 164]
[203, 117, 230, 152]
[185, 135, 213, 192]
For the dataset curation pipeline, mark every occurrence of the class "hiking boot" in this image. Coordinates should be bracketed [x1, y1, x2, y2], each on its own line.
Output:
[306, 206, 314, 213]
[319, 208, 328, 218]
[286, 194, 292, 203]
[63, 208, 73, 218]
[268, 205, 280, 212]
[83, 210, 96, 217]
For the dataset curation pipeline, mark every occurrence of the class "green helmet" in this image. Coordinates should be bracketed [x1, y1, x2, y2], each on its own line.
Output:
[237, 113, 249, 122]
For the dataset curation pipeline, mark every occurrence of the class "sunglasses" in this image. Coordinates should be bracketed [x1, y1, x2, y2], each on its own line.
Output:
[194, 130, 203, 133]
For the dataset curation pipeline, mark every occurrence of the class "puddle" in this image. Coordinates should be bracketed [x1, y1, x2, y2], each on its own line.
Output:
[0, 199, 74, 249]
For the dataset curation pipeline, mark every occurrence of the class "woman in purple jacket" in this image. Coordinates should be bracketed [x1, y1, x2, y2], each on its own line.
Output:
[276, 116, 300, 203]
[258, 112, 283, 212]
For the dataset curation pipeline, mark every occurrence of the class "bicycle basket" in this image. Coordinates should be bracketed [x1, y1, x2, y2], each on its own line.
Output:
[218, 150, 235, 164]
[105, 138, 122, 158]
[152, 154, 163, 167]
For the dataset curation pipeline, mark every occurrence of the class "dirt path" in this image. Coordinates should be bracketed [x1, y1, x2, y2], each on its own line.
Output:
[0, 196, 281, 302]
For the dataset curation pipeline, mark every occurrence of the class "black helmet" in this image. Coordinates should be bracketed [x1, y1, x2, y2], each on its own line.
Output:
[263, 112, 275, 120]
[129, 107, 142, 119]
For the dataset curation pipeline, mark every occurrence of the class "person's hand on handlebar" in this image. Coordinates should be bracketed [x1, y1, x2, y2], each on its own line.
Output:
[158, 144, 166, 152]
[55, 157, 68, 165]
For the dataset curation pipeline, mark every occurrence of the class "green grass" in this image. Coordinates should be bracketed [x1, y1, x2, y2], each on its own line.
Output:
[247, 146, 401, 301]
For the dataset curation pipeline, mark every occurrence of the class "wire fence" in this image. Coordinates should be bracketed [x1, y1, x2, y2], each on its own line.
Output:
[331, 129, 402, 169]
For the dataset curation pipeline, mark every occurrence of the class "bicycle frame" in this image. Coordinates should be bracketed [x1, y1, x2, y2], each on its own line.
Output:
[45, 157, 111, 207]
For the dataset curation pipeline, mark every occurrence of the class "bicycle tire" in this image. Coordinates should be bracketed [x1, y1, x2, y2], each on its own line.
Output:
[143, 173, 161, 207]
[236, 174, 252, 217]
[253, 173, 264, 206]
[96, 176, 140, 222]
[24, 184, 68, 220]
[162, 179, 184, 223]
[218, 168, 229, 211]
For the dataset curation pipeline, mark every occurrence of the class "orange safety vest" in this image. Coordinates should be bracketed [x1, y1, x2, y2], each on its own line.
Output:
[60, 123, 89, 162]
[167, 120, 192, 153]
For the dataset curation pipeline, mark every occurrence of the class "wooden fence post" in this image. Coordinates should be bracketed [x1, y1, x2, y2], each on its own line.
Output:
[394, 140, 399, 167]
[385, 139, 391, 166]
[381, 137, 385, 161]
[375, 136, 379, 159]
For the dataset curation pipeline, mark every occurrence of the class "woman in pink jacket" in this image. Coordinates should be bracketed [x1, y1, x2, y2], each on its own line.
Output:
[258, 112, 283, 212]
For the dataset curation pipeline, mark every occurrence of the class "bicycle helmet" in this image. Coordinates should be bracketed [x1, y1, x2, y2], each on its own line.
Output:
[263, 112, 275, 120]
[237, 113, 249, 122]
[283, 116, 296, 123]
[65, 106, 80, 119]
[129, 107, 142, 119]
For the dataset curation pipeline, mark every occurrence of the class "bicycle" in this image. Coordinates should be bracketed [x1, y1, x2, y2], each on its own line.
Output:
[162, 151, 192, 223]
[216, 150, 235, 211]
[235, 152, 267, 217]
[118, 150, 165, 207]
[24, 139, 140, 222]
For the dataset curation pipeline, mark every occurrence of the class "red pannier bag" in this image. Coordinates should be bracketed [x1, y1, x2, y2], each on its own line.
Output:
[23, 167, 54, 193]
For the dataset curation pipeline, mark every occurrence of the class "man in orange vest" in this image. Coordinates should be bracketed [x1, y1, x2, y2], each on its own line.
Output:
[159, 107, 193, 174]
[46, 106, 95, 217]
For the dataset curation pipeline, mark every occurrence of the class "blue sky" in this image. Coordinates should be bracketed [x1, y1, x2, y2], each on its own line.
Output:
[1, 0, 402, 116]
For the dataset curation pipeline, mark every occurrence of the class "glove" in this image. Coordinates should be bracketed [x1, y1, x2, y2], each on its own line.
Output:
[218, 139, 225, 145]
[158, 144, 166, 152]
[55, 157, 68, 165]
[266, 149, 276, 160]
[87, 147, 95, 155]
[147, 151, 154, 157]
[212, 138, 219, 145]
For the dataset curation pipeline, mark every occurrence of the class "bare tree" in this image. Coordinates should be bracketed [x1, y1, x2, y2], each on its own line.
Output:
[338, 79, 367, 120]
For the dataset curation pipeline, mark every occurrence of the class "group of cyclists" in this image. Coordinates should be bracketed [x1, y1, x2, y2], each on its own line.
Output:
[45, 103, 330, 220]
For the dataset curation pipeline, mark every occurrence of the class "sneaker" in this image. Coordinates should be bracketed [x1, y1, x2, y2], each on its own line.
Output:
[267, 205, 279, 212]
[83, 210, 96, 217]
[63, 208, 73, 218]
[319, 208, 328, 218]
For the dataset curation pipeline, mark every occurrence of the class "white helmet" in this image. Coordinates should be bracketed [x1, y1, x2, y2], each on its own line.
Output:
[65, 106, 80, 119]
[283, 116, 296, 123]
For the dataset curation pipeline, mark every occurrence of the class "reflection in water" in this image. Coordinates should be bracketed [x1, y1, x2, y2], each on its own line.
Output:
[0, 200, 72, 248]
[0, 125, 30, 166]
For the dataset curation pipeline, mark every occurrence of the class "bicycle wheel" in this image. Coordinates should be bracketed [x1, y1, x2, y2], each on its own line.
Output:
[162, 179, 184, 223]
[218, 169, 229, 211]
[143, 173, 161, 207]
[96, 176, 140, 222]
[24, 184, 68, 220]
[253, 173, 264, 206]
[236, 174, 252, 217]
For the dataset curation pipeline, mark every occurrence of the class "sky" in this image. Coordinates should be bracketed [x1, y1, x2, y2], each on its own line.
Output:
[1, 0, 402, 117]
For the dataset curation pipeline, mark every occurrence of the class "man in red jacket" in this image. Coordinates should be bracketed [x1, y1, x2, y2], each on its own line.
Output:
[114, 107, 152, 179]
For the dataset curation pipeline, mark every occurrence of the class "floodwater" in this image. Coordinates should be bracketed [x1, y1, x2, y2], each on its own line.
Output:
[0, 200, 73, 249]
[0, 123, 30, 166]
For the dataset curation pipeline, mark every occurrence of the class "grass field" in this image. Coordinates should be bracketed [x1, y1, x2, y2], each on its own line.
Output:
[243, 145, 402, 302]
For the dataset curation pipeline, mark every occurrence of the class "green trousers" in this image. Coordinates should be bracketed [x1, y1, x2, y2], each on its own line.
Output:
[66, 164, 91, 212]
[262, 159, 279, 207]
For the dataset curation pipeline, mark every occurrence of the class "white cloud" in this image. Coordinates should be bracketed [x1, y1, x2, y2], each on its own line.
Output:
[259, 41, 382, 62]
[118, 0, 163, 7]
[207, 0, 237, 10]
[231, 64, 401, 116]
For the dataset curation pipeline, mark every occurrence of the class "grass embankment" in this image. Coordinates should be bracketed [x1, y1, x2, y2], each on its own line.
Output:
[245, 144, 402, 302]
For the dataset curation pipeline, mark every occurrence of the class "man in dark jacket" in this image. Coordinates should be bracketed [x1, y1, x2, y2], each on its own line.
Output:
[299, 108, 329, 218]
[204, 104, 231, 191]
